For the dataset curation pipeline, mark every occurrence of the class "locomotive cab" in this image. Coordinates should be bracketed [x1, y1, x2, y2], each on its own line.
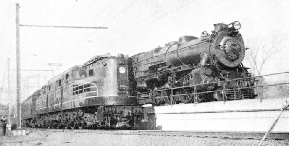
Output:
[68, 54, 138, 106]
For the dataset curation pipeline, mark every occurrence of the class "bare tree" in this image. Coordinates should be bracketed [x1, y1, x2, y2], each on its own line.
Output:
[244, 32, 289, 99]
[245, 32, 288, 76]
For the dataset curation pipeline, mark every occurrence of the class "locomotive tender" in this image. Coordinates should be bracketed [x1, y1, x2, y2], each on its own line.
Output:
[21, 21, 256, 129]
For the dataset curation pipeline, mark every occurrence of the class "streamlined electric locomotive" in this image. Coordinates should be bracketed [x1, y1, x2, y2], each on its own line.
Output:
[22, 55, 151, 129]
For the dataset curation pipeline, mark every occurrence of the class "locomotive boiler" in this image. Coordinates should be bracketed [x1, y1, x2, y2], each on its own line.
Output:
[131, 21, 255, 104]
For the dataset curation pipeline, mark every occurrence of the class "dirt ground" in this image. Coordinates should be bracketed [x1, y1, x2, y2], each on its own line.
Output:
[1, 128, 289, 146]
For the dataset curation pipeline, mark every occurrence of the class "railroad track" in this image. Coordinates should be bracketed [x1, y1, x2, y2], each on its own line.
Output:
[24, 128, 289, 141]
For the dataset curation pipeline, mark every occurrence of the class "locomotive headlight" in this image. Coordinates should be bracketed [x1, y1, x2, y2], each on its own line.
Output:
[233, 21, 241, 30]
[119, 67, 126, 73]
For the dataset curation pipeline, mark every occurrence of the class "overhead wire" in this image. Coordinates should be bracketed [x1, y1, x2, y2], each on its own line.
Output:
[101, 0, 139, 25]
[57, 0, 140, 63]
[103, 0, 196, 50]
[58, 0, 118, 41]
[68, 0, 172, 45]
[20, 0, 194, 78]
[56, 0, 179, 60]
[21, 0, 118, 68]
[71, 0, 193, 53]
[105, 0, 179, 39]
[20, 24, 108, 29]
[88, 0, 119, 25]
[13, 1, 196, 101]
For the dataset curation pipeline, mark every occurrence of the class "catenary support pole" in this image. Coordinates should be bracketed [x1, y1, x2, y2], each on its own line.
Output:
[8, 58, 11, 124]
[16, 3, 21, 129]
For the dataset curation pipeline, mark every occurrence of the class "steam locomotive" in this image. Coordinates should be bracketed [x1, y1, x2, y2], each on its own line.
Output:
[21, 21, 256, 129]
[132, 21, 255, 105]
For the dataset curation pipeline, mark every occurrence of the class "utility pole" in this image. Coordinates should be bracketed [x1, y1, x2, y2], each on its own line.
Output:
[7, 58, 11, 124]
[16, 3, 21, 129]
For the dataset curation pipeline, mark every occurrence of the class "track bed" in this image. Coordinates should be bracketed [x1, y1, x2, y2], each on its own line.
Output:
[1, 128, 289, 146]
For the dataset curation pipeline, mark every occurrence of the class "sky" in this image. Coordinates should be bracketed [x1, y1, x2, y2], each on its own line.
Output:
[1, 0, 289, 104]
